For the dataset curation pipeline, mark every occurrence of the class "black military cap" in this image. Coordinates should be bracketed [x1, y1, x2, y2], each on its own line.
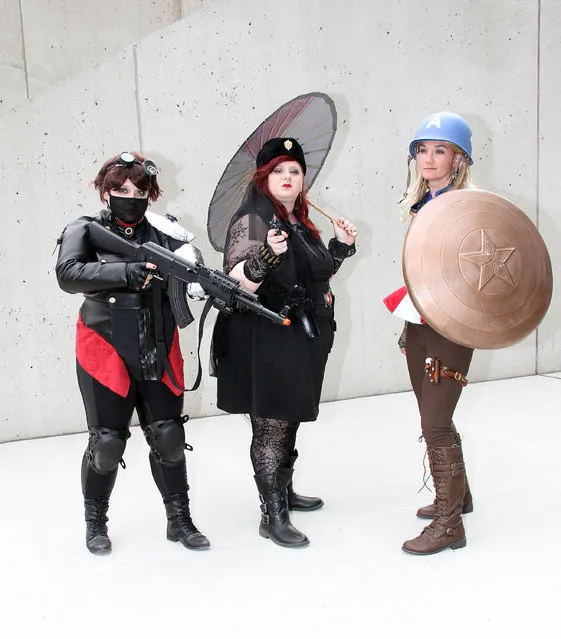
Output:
[255, 137, 307, 174]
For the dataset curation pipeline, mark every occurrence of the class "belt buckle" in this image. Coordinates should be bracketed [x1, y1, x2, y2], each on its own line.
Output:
[454, 372, 462, 381]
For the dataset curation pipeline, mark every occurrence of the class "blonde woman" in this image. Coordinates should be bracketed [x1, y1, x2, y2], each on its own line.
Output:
[395, 113, 475, 555]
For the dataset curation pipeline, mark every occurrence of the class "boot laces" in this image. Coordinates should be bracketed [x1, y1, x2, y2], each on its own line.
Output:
[174, 495, 200, 535]
[86, 499, 109, 536]
[417, 448, 433, 495]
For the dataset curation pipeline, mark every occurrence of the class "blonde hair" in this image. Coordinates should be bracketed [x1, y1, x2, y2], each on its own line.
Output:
[399, 143, 473, 219]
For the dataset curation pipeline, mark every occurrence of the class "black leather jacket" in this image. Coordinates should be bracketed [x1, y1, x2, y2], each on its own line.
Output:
[56, 210, 183, 381]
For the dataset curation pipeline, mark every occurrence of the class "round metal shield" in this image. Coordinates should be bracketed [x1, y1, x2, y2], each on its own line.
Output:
[402, 189, 553, 349]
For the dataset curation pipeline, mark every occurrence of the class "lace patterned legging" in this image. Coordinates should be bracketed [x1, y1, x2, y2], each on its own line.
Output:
[249, 416, 300, 475]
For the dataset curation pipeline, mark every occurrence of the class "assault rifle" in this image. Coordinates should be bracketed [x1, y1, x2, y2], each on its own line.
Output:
[88, 221, 291, 327]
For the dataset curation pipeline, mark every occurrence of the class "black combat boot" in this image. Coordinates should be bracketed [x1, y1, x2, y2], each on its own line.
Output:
[254, 468, 309, 548]
[82, 453, 117, 555]
[287, 449, 324, 511]
[84, 497, 112, 554]
[164, 493, 210, 550]
[149, 452, 210, 551]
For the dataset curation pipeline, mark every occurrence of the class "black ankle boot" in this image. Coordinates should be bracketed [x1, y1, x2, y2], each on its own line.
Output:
[84, 497, 112, 555]
[287, 450, 324, 512]
[254, 468, 309, 548]
[164, 494, 210, 550]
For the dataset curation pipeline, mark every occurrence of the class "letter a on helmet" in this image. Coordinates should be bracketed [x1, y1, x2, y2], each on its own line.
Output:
[426, 115, 441, 129]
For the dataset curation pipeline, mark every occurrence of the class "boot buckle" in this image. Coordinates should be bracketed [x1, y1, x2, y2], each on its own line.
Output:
[261, 514, 270, 525]
[451, 462, 464, 477]
[259, 502, 268, 514]
[446, 527, 456, 536]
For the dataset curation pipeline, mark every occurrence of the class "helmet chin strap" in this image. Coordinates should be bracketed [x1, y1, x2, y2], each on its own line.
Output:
[398, 155, 413, 204]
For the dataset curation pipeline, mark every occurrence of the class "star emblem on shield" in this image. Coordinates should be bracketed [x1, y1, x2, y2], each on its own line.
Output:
[460, 229, 517, 291]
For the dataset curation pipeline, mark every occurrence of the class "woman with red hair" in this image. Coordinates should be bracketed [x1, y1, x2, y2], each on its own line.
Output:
[212, 137, 356, 548]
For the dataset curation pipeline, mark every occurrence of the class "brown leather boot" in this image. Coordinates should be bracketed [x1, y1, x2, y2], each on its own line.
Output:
[402, 445, 467, 555]
[416, 425, 473, 519]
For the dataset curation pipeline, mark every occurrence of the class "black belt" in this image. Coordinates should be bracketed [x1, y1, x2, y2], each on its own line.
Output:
[308, 289, 334, 309]
[87, 292, 153, 309]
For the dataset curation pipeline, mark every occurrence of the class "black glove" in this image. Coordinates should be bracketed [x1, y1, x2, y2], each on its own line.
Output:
[126, 262, 152, 291]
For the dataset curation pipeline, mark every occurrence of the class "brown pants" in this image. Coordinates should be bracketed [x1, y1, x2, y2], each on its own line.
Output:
[405, 323, 473, 447]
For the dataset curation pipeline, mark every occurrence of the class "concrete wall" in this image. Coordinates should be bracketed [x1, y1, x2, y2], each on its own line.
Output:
[537, 0, 561, 373]
[0, 0, 558, 441]
[0, 0, 27, 113]
[0, 0, 218, 116]
[0, 50, 140, 440]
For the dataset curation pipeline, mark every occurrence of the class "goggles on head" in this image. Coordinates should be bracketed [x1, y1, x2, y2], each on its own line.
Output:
[112, 151, 158, 177]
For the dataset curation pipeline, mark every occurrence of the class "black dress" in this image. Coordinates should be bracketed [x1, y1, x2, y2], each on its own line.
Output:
[212, 187, 355, 422]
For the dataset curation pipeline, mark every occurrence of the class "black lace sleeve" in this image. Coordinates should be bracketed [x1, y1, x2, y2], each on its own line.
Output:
[327, 238, 356, 274]
[223, 212, 269, 275]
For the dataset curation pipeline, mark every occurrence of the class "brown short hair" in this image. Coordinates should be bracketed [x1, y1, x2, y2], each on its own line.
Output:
[93, 152, 161, 202]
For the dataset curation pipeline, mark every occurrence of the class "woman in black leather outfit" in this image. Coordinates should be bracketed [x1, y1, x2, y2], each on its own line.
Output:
[56, 152, 209, 555]
[212, 138, 356, 548]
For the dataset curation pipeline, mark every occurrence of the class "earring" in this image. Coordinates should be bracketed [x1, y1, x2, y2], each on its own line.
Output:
[451, 158, 462, 183]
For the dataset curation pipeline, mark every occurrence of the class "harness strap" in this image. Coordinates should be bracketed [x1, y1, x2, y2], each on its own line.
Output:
[152, 281, 213, 393]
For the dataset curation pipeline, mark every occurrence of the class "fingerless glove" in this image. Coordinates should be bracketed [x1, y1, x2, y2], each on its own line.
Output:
[242, 243, 282, 283]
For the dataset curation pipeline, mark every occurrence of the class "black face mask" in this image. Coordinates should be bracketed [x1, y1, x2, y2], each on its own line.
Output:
[109, 195, 149, 225]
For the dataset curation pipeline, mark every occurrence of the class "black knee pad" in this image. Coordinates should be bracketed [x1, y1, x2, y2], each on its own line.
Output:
[143, 419, 185, 464]
[87, 427, 130, 474]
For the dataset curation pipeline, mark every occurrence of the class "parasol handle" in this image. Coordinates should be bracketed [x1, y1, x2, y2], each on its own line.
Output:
[308, 200, 358, 238]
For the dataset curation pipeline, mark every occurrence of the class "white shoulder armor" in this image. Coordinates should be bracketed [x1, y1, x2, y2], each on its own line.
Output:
[145, 211, 195, 242]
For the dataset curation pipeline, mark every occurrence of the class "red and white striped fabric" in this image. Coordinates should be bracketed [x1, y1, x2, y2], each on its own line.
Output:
[383, 286, 423, 324]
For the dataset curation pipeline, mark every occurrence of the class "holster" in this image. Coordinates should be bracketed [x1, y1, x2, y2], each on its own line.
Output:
[424, 358, 468, 387]
[296, 308, 319, 339]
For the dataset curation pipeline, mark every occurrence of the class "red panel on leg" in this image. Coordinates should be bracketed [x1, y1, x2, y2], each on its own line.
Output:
[76, 315, 130, 398]
[162, 329, 184, 396]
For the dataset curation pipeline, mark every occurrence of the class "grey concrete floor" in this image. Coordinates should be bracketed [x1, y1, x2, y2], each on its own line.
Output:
[1, 374, 560, 636]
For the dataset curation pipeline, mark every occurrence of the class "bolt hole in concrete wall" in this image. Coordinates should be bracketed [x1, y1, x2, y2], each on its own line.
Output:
[0, 0, 559, 441]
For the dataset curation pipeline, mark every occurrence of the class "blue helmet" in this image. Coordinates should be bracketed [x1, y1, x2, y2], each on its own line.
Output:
[409, 112, 473, 165]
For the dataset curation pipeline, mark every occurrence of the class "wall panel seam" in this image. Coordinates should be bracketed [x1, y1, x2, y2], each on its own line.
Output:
[535, 0, 542, 375]
[17, 0, 29, 99]
[133, 45, 143, 153]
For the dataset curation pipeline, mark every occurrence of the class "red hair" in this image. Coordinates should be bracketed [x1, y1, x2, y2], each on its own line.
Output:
[93, 152, 162, 202]
[253, 156, 320, 240]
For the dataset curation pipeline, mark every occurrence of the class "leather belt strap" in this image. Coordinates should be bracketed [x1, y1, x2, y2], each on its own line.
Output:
[424, 358, 468, 387]
[87, 292, 152, 308]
